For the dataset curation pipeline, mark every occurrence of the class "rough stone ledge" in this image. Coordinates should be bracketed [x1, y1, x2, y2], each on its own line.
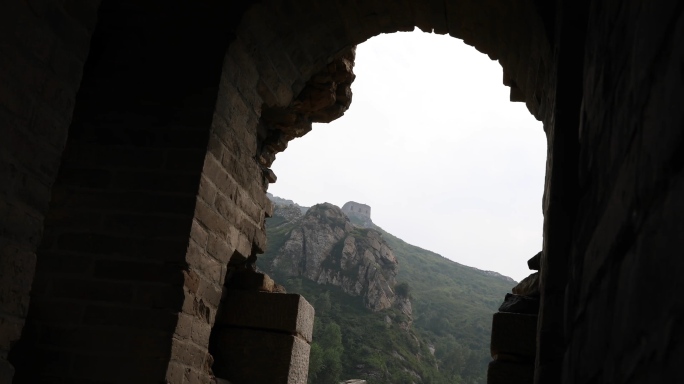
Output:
[214, 290, 314, 343]
[211, 327, 310, 384]
[487, 359, 534, 384]
[490, 312, 538, 360]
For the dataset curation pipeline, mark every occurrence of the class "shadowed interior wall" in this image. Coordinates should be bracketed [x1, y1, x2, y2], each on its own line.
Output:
[0, 1, 100, 381]
[7, 1, 242, 382]
[563, 1, 684, 382]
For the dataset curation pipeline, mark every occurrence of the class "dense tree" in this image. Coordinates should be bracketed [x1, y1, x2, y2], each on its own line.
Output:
[308, 322, 344, 384]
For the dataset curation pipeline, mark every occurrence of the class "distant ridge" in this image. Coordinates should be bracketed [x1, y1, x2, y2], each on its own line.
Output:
[261, 195, 517, 383]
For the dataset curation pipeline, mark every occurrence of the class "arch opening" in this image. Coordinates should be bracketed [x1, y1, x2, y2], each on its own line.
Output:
[254, 30, 547, 383]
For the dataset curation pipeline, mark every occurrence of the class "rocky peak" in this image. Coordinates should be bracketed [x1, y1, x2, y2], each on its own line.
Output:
[272, 204, 304, 222]
[269, 203, 406, 313]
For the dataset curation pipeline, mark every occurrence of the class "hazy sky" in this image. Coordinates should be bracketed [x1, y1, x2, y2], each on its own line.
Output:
[268, 31, 547, 282]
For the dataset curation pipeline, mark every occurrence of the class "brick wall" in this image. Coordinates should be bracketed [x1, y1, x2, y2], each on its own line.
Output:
[0, 1, 99, 382]
[562, 1, 684, 382]
[7, 1, 243, 383]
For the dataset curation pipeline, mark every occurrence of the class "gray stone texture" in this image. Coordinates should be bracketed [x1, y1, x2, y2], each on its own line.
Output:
[491, 312, 538, 361]
[215, 291, 314, 343]
[487, 360, 534, 384]
[211, 327, 310, 384]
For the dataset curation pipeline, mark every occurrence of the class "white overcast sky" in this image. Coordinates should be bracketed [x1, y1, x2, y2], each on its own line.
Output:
[268, 31, 547, 282]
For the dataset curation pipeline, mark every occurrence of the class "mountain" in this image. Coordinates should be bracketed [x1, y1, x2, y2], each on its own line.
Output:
[268, 203, 405, 313]
[258, 197, 516, 384]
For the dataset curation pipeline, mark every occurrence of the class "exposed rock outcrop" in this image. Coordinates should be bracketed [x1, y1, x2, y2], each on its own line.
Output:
[393, 294, 413, 329]
[269, 203, 401, 312]
[273, 204, 304, 223]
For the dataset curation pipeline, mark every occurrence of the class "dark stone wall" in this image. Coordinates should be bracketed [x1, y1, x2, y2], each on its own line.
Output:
[563, 1, 684, 382]
[0, 1, 100, 381]
[6, 1, 251, 382]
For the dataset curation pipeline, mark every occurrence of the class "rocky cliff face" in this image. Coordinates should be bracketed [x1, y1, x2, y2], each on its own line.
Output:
[268, 203, 402, 312]
[272, 203, 304, 222]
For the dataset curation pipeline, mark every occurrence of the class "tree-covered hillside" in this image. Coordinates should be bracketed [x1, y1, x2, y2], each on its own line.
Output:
[258, 202, 515, 384]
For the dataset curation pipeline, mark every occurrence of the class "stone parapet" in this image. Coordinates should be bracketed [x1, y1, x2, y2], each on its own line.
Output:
[210, 291, 314, 384]
[215, 291, 315, 343]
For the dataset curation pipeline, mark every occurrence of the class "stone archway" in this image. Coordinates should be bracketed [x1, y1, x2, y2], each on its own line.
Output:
[4, 0, 683, 383]
[3, 1, 571, 383]
[0, 0, 575, 381]
[178, 1, 570, 383]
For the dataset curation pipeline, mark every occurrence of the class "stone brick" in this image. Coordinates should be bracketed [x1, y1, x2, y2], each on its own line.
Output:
[111, 170, 200, 194]
[202, 157, 238, 202]
[37, 325, 165, 353]
[0, 358, 14, 384]
[53, 233, 188, 263]
[70, 352, 170, 382]
[0, 316, 23, 351]
[194, 200, 230, 239]
[487, 359, 534, 384]
[206, 133, 225, 162]
[490, 312, 537, 361]
[236, 188, 263, 223]
[165, 149, 207, 171]
[197, 278, 223, 308]
[186, 241, 223, 285]
[102, 213, 192, 238]
[56, 190, 197, 216]
[207, 234, 233, 264]
[235, 232, 253, 261]
[195, 255, 223, 286]
[512, 272, 540, 297]
[190, 319, 212, 346]
[83, 304, 177, 330]
[171, 337, 207, 370]
[20, 299, 85, 325]
[211, 327, 310, 384]
[225, 270, 275, 292]
[51, 278, 134, 303]
[215, 291, 314, 343]
[133, 283, 185, 310]
[60, 145, 166, 171]
[0, 242, 36, 316]
[92, 260, 184, 285]
[0, 197, 44, 236]
[165, 361, 185, 383]
[214, 191, 240, 222]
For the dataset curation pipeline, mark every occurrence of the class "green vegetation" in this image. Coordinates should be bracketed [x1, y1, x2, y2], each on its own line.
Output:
[259, 204, 515, 384]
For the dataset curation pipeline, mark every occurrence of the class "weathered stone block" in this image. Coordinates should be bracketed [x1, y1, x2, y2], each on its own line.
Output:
[498, 293, 539, 315]
[490, 312, 537, 360]
[0, 358, 15, 384]
[512, 272, 539, 297]
[225, 270, 275, 292]
[527, 251, 541, 270]
[487, 359, 534, 384]
[215, 291, 314, 343]
[212, 327, 310, 384]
